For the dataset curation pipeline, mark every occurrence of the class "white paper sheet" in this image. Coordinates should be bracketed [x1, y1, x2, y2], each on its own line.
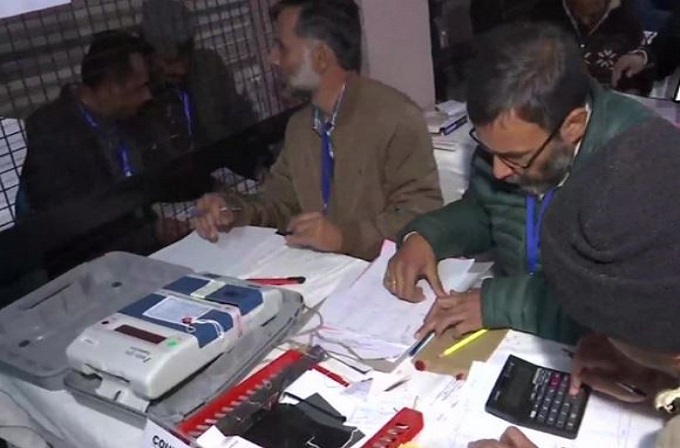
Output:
[309, 240, 492, 361]
[350, 364, 467, 447]
[0, 0, 70, 19]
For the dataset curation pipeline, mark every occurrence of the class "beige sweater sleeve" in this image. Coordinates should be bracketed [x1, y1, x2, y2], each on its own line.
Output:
[219, 127, 302, 229]
[337, 105, 443, 260]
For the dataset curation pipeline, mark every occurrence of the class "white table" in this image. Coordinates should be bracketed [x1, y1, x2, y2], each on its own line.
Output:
[0, 227, 368, 448]
[431, 120, 474, 205]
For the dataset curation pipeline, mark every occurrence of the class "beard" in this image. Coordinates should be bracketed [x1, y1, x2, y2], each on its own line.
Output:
[284, 48, 321, 97]
[507, 140, 574, 195]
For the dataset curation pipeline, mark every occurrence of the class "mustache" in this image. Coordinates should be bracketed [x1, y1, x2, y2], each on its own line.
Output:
[508, 144, 574, 195]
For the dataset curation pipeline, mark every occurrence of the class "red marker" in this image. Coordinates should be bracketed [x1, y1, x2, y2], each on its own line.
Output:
[246, 276, 306, 286]
[313, 365, 350, 386]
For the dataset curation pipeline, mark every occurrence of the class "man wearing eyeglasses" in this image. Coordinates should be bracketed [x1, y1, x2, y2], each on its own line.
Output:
[383, 22, 657, 344]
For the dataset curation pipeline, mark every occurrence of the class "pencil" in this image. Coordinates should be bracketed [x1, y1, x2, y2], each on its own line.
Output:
[438, 329, 488, 358]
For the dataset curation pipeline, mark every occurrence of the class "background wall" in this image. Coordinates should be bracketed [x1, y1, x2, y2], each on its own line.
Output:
[358, 0, 436, 109]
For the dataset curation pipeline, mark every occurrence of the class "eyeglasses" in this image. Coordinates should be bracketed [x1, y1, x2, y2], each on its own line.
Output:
[468, 121, 564, 171]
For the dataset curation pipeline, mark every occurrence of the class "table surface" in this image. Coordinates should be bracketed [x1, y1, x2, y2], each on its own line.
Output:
[6, 95, 675, 447]
[0, 228, 368, 448]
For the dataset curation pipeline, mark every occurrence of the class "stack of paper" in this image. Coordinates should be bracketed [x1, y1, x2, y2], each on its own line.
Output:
[305, 240, 492, 363]
[425, 111, 467, 135]
[425, 99, 468, 135]
[431, 120, 476, 203]
[436, 99, 467, 118]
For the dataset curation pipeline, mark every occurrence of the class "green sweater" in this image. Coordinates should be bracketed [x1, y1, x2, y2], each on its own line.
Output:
[398, 86, 654, 343]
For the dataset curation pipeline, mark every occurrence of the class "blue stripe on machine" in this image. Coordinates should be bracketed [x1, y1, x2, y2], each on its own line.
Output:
[119, 293, 233, 348]
[164, 276, 210, 295]
[204, 284, 263, 315]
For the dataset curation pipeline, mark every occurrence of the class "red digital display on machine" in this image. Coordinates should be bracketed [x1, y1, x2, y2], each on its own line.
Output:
[115, 324, 166, 344]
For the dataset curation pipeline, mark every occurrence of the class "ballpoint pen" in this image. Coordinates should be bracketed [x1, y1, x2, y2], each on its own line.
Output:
[408, 332, 434, 358]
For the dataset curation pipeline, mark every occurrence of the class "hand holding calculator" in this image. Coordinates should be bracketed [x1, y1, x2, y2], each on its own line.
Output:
[485, 355, 590, 439]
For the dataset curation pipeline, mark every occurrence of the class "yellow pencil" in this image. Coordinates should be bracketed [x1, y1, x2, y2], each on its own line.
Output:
[438, 329, 488, 358]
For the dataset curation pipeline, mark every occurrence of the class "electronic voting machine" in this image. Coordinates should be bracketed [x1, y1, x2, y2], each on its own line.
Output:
[0, 252, 304, 427]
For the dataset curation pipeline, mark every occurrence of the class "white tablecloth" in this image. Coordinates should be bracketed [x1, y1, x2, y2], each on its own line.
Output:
[0, 227, 368, 448]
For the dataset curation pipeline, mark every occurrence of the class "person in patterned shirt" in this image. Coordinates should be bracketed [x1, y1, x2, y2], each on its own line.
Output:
[533, 0, 654, 95]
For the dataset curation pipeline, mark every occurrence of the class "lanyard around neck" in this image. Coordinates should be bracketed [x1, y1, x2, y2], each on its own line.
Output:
[525, 189, 556, 274]
[317, 83, 347, 213]
[177, 89, 192, 138]
[77, 103, 133, 178]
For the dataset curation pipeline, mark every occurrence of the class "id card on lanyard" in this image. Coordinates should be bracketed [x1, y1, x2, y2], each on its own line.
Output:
[78, 103, 134, 178]
[525, 189, 555, 274]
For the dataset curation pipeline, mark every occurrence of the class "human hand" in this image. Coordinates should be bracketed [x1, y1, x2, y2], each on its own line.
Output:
[612, 53, 646, 87]
[192, 193, 235, 243]
[285, 212, 343, 253]
[415, 288, 482, 338]
[383, 233, 445, 302]
[468, 427, 537, 448]
[155, 217, 191, 245]
[569, 333, 673, 402]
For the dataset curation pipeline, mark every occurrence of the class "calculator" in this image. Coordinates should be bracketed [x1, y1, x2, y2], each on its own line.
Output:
[485, 355, 590, 439]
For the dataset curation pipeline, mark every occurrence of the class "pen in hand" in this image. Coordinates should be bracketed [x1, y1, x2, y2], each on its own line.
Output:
[562, 348, 646, 398]
[615, 381, 647, 398]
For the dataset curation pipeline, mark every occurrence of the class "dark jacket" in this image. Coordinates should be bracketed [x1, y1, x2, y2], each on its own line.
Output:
[20, 85, 162, 272]
[535, 0, 652, 93]
[143, 48, 264, 179]
[645, 2, 680, 80]
[397, 85, 655, 344]
[187, 49, 257, 147]
[22, 85, 150, 210]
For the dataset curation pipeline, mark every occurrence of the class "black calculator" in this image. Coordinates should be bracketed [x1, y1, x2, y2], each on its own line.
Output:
[485, 355, 590, 439]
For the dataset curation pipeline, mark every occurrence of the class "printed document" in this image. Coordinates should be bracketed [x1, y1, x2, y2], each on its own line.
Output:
[309, 240, 492, 361]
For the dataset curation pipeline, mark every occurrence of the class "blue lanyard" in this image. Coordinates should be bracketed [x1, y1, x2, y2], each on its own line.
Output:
[177, 89, 192, 138]
[525, 189, 555, 274]
[321, 123, 334, 213]
[78, 103, 133, 178]
[315, 83, 346, 213]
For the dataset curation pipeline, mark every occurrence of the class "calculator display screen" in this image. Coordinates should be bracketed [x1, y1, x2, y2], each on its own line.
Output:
[502, 366, 533, 408]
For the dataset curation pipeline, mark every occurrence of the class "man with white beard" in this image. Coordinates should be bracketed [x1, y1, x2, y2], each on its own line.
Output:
[194, 0, 442, 260]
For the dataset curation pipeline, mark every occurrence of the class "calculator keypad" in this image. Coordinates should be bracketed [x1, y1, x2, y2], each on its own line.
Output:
[529, 368, 587, 432]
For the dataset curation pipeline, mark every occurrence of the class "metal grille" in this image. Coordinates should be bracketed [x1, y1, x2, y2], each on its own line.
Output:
[0, 118, 27, 231]
[0, 0, 284, 231]
[0, 0, 283, 119]
[0, 0, 295, 302]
